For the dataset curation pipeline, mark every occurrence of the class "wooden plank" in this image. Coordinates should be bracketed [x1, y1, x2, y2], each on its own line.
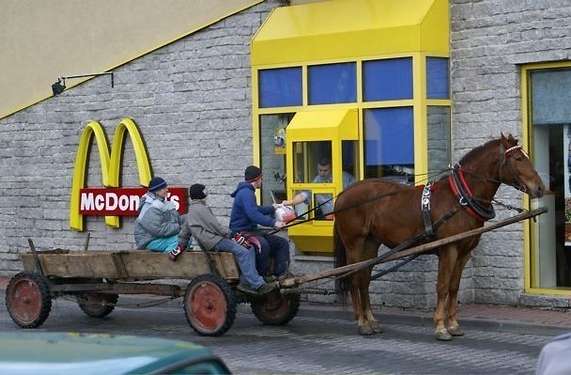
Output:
[50, 282, 183, 297]
[21, 250, 239, 281]
[281, 207, 547, 287]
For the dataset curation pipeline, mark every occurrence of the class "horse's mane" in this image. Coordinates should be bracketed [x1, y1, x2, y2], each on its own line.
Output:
[458, 139, 500, 165]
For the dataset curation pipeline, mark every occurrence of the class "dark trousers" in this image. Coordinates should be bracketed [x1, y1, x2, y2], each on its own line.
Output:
[254, 234, 290, 277]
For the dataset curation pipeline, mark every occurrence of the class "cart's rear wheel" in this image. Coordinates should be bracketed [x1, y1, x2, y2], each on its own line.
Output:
[5, 272, 52, 328]
[251, 290, 300, 326]
[78, 293, 118, 318]
[184, 274, 236, 336]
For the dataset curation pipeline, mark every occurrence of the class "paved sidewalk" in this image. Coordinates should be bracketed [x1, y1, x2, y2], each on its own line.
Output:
[1, 275, 570, 330]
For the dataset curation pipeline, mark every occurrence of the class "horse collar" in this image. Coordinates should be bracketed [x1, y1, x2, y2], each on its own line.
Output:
[448, 165, 495, 222]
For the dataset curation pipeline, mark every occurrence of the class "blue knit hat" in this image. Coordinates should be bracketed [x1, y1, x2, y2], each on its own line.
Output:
[148, 177, 167, 192]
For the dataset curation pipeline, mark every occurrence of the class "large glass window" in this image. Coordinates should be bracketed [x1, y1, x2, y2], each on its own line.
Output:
[308, 62, 356, 105]
[259, 67, 302, 108]
[292, 141, 333, 221]
[529, 67, 571, 288]
[363, 57, 413, 101]
[427, 57, 449, 99]
[427, 106, 451, 177]
[364, 107, 414, 183]
[259, 113, 294, 205]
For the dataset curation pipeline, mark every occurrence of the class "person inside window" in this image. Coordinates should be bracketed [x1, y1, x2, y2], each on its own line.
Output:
[134, 177, 182, 252]
[283, 158, 355, 218]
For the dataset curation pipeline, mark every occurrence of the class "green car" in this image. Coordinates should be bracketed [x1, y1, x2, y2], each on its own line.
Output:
[0, 332, 230, 375]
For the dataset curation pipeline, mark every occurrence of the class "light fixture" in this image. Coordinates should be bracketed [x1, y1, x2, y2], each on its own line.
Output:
[51, 72, 114, 96]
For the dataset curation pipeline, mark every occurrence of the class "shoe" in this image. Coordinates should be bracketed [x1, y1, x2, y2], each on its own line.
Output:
[168, 246, 184, 261]
[264, 275, 277, 283]
[255, 281, 278, 295]
[277, 272, 294, 283]
[236, 283, 258, 295]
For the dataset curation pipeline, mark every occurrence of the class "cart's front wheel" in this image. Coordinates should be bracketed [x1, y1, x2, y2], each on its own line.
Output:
[5, 272, 52, 328]
[78, 293, 118, 318]
[251, 290, 300, 326]
[184, 274, 236, 336]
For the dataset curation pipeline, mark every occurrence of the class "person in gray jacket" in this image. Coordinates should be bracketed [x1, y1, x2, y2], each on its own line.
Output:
[134, 177, 182, 252]
[176, 183, 276, 295]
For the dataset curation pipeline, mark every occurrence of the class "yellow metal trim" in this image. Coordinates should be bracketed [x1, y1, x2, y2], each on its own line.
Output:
[521, 60, 571, 293]
[69, 118, 151, 231]
[413, 53, 428, 184]
[524, 288, 571, 297]
[251, 0, 449, 66]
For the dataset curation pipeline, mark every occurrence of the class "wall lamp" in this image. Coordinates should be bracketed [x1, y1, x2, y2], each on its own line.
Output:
[52, 72, 114, 96]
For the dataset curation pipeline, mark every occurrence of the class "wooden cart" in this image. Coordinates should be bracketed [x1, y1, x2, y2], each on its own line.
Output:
[5, 247, 300, 337]
[5, 208, 546, 337]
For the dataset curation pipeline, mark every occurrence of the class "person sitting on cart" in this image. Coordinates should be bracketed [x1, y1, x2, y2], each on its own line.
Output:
[282, 158, 355, 218]
[230, 165, 290, 281]
[134, 177, 183, 252]
[174, 183, 276, 295]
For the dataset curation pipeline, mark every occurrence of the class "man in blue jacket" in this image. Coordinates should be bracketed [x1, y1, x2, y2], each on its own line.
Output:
[230, 166, 290, 279]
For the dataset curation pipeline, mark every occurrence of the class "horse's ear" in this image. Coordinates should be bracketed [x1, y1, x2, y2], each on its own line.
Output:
[500, 132, 509, 147]
[507, 133, 518, 145]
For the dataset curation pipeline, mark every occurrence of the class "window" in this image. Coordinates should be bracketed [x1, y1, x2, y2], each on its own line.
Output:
[308, 62, 356, 104]
[427, 57, 449, 99]
[363, 58, 413, 101]
[259, 113, 294, 205]
[364, 107, 414, 183]
[529, 67, 571, 288]
[427, 106, 451, 176]
[293, 141, 332, 184]
[259, 67, 302, 108]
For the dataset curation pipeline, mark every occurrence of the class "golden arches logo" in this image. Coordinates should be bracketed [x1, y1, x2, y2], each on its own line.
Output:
[69, 118, 151, 231]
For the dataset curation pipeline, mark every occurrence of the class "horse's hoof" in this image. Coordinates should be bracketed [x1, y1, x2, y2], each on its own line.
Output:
[358, 325, 375, 336]
[371, 321, 383, 334]
[447, 325, 464, 336]
[435, 328, 452, 341]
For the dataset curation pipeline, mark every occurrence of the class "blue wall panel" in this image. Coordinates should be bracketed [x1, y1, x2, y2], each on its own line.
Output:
[308, 63, 356, 104]
[363, 58, 413, 101]
[365, 107, 414, 165]
[259, 67, 302, 108]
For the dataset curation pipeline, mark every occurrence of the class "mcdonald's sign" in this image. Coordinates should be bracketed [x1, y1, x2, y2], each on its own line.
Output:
[69, 118, 187, 231]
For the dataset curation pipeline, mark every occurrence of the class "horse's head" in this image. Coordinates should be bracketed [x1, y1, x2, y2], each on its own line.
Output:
[498, 133, 545, 198]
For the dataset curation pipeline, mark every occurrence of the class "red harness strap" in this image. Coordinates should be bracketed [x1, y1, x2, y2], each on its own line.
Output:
[448, 170, 485, 222]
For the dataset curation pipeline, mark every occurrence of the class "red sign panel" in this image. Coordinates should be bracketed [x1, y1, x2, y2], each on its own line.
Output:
[79, 187, 188, 216]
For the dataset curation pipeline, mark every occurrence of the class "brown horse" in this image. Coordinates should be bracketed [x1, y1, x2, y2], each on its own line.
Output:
[334, 134, 545, 340]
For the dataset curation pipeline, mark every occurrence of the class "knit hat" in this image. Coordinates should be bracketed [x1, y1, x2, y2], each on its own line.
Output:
[244, 165, 262, 182]
[148, 176, 167, 192]
[189, 183, 207, 200]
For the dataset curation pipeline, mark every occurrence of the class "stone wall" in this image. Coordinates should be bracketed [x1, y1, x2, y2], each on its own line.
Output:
[0, 1, 278, 274]
[450, 0, 571, 304]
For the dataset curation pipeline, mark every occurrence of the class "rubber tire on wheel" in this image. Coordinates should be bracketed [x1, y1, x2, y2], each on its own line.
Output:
[251, 290, 300, 326]
[184, 274, 236, 337]
[78, 293, 118, 318]
[5, 272, 52, 328]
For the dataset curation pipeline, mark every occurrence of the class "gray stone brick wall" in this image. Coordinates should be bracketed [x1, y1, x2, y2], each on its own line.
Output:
[0, 1, 279, 274]
[450, 0, 571, 304]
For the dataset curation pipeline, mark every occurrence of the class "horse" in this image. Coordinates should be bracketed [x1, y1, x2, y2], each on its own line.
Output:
[333, 134, 545, 341]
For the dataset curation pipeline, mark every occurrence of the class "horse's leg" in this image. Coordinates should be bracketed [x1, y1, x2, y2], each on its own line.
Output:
[345, 238, 372, 335]
[446, 252, 471, 336]
[362, 239, 382, 334]
[434, 245, 458, 341]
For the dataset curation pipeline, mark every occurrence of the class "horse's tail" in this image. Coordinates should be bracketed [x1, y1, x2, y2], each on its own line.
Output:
[334, 220, 350, 293]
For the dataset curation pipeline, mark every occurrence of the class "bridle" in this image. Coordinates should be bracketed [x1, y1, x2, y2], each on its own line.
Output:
[448, 142, 529, 222]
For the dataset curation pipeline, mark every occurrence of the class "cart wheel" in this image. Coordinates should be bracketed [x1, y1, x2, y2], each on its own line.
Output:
[251, 290, 300, 326]
[5, 272, 52, 328]
[78, 293, 118, 318]
[184, 274, 236, 336]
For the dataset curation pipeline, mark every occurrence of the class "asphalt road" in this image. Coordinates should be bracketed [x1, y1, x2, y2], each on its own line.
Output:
[0, 292, 564, 375]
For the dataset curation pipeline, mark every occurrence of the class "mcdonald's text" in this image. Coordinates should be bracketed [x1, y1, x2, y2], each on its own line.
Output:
[79, 187, 187, 216]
